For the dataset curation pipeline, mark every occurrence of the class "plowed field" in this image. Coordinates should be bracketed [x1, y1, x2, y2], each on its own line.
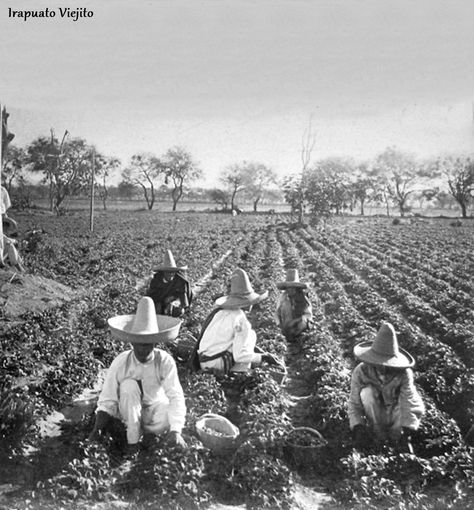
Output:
[0, 211, 472, 510]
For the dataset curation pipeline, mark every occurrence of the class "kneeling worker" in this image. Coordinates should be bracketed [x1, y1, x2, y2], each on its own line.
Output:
[276, 269, 312, 340]
[348, 322, 425, 452]
[88, 297, 187, 454]
[196, 268, 282, 373]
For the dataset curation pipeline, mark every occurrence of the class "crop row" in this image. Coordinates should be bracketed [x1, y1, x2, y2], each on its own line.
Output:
[332, 220, 473, 294]
[333, 229, 473, 319]
[316, 231, 474, 364]
[274, 225, 473, 507]
[290, 227, 474, 434]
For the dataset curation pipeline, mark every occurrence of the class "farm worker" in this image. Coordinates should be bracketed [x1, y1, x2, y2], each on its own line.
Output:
[88, 297, 187, 455]
[348, 322, 425, 452]
[146, 249, 193, 318]
[193, 268, 283, 373]
[276, 269, 313, 339]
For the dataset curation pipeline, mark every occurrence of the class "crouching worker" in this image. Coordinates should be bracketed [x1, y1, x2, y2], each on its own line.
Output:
[276, 269, 312, 340]
[88, 297, 187, 455]
[348, 322, 425, 452]
[147, 250, 193, 318]
[194, 268, 283, 373]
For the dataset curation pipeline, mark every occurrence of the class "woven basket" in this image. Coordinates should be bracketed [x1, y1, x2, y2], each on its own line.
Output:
[284, 427, 327, 469]
[196, 413, 239, 454]
[267, 364, 288, 385]
[174, 333, 197, 359]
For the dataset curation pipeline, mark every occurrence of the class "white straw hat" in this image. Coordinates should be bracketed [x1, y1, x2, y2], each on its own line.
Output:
[108, 296, 182, 344]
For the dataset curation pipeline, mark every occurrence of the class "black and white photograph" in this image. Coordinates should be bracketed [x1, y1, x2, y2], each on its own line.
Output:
[1, 1, 473, 509]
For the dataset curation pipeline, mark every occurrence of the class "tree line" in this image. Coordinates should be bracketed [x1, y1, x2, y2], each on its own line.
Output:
[2, 130, 473, 217]
[284, 146, 474, 220]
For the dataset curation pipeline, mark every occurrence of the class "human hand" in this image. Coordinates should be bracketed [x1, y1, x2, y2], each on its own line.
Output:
[87, 410, 111, 443]
[262, 353, 280, 365]
[168, 431, 187, 449]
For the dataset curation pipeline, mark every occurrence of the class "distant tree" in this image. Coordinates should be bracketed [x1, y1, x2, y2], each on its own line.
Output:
[161, 146, 201, 211]
[312, 158, 352, 215]
[296, 116, 317, 223]
[2, 145, 28, 193]
[242, 163, 278, 212]
[436, 155, 474, 218]
[220, 163, 250, 211]
[209, 188, 231, 210]
[349, 162, 380, 215]
[416, 187, 440, 209]
[96, 156, 121, 210]
[433, 190, 457, 210]
[372, 147, 419, 217]
[282, 174, 306, 221]
[27, 131, 96, 213]
[116, 180, 137, 201]
[122, 153, 162, 210]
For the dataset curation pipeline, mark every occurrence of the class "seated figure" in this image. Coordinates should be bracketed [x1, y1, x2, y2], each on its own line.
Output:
[88, 297, 187, 455]
[146, 250, 193, 318]
[348, 322, 425, 452]
[276, 269, 312, 340]
[195, 268, 282, 374]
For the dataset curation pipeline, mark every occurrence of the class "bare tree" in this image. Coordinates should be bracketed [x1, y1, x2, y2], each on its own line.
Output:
[244, 163, 278, 212]
[220, 163, 249, 211]
[122, 153, 162, 210]
[28, 131, 95, 213]
[96, 156, 121, 210]
[161, 146, 201, 211]
[437, 155, 474, 218]
[298, 117, 317, 223]
[372, 147, 419, 217]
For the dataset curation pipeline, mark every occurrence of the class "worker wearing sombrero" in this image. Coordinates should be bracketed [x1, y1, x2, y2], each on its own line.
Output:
[146, 250, 193, 318]
[89, 297, 187, 455]
[348, 322, 425, 451]
[276, 269, 313, 340]
[195, 268, 282, 373]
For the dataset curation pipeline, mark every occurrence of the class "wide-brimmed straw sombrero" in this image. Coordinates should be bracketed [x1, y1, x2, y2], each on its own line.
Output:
[354, 322, 415, 368]
[215, 268, 268, 309]
[108, 296, 182, 344]
[154, 250, 187, 272]
[3, 217, 18, 236]
[276, 269, 308, 289]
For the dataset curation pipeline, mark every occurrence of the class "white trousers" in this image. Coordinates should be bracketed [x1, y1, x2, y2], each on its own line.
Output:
[360, 386, 402, 442]
[119, 379, 170, 445]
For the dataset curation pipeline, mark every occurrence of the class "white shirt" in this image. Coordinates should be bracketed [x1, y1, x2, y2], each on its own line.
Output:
[1, 187, 11, 214]
[198, 308, 262, 365]
[97, 348, 186, 433]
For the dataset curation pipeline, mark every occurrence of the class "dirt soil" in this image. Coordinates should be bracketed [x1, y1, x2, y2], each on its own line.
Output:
[0, 269, 76, 333]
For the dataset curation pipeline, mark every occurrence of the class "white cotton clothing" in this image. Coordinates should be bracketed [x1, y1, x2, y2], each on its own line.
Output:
[198, 308, 262, 372]
[1, 187, 11, 214]
[96, 349, 186, 442]
[118, 378, 171, 444]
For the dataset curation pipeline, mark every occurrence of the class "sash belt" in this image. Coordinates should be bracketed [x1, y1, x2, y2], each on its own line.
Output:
[199, 350, 234, 374]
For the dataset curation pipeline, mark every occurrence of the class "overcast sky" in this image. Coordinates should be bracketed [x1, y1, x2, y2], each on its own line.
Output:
[1, 0, 473, 185]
